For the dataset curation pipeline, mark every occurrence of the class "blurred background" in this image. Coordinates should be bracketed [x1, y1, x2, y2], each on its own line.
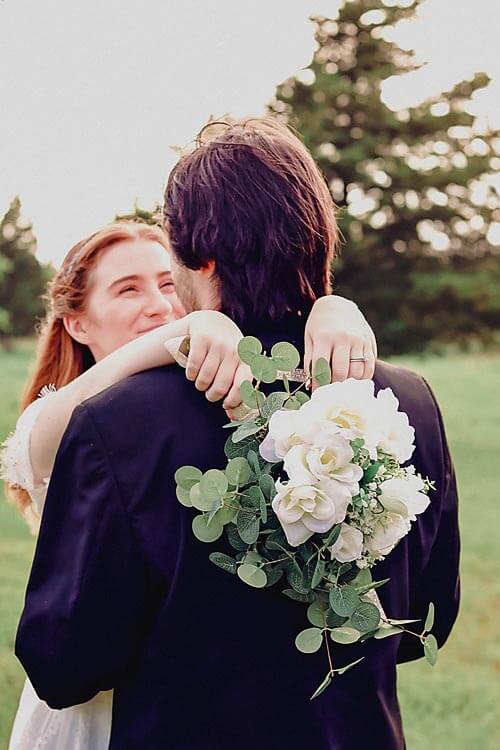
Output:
[1, 1, 499, 748]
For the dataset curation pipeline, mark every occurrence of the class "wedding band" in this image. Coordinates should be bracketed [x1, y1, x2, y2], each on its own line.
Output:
[349, 357, 367, 362]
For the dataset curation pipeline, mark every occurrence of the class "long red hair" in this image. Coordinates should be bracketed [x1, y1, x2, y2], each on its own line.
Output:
[6, 221, 171, 523]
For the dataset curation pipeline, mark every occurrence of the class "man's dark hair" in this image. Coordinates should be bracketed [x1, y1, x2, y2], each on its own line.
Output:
[163, 117, 339, 325]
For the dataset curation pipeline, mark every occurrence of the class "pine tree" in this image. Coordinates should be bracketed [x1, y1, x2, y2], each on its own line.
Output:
[0, 197, 52, 344]
[270, 0, 500, 353]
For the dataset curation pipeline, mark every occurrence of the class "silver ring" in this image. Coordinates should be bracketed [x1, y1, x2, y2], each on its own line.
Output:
[349, 357, 367, 362]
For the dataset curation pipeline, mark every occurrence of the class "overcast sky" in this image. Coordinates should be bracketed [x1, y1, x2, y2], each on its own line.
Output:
[1, 0, 499, 265]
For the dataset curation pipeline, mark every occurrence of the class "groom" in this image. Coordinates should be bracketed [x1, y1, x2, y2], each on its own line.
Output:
[16, 119, 460, 749]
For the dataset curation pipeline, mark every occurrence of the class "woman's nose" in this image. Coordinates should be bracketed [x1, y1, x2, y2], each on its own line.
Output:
[144, 289, 173, 318]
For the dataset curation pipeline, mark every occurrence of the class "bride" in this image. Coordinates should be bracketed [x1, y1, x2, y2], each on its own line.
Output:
[2, 220, 376, 750]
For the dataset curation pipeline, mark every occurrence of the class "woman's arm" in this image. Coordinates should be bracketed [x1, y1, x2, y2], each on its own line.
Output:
[29, 311, 249, 484]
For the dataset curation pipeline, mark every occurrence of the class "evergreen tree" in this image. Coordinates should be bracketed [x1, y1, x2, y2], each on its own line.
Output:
[270, 0, 500, 353]
[0, 197, 52, 344]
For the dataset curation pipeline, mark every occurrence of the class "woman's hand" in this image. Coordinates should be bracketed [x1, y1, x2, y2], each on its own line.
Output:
[305, 295, 377, 387]
[183, 311, 252, 407]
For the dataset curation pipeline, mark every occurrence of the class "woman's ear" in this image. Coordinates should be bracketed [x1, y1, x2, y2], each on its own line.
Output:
[62, 315, 91, 345]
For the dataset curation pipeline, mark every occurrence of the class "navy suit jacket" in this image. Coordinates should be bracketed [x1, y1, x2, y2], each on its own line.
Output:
[16, 316, 460, 749]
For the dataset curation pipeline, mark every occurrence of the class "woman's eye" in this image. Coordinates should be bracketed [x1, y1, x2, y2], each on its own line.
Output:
[119, 286, 137, 294]
[161, 282, 175, 292]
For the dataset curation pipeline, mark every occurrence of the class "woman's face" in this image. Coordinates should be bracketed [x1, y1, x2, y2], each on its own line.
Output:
[70, 238, 185, 361]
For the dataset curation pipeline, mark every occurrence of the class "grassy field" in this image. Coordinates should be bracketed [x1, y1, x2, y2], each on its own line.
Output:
[0, 342, 499, 749]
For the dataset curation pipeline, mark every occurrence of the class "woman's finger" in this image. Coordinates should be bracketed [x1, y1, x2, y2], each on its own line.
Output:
[331, 343, 351, 382]
[362, 345, 376, 380]
[347, 342, 366, 380]
[186, 336, 209, 382]
[194, 349, 223, 392]
[205, 356, 239, 403]
[223, 363, 253, 409]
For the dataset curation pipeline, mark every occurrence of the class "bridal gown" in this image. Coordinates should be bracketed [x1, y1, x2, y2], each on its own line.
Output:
[1, 393, 113, 750]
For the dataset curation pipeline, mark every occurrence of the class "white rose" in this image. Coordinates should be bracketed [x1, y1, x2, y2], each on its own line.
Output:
[375, 388, 415, 462]
[272, 478, 350, 547]
[294, 436, 363, 495]
[364, 513, 411, 557]
[259, 409, 303, 463]
[329, 523, 364, 563]
[379, 474, 430, 521]
[296, 379, 381, 458]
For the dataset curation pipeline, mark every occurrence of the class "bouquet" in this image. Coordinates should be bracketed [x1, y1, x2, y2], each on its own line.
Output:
[174, 337, 437, 699]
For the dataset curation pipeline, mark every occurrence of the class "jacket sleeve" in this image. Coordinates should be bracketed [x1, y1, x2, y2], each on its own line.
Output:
[15, 403, 161, 709]
[397, 379, 460, 663]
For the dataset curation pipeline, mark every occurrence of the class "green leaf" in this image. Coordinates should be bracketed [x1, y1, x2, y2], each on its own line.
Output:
[329, 586, 360, 617]
[350, 602, 381, 633]
[192, 513, 223, 543]
[334, 657, 365, 676]
[386, 617, 421, 625]
[282, 588, 316, 603]
[238, 336, 262, 365]
[224, 432, 260, 461]
[270, 341, 300, 371]
[295, 627, 323, 654]
[311, 556, 326, 588]
[225, 457, 251, 487]
[209, 552, 237, 574]
[239, 380, 265, 409]
[242, 550, 263, 566]
[424, 634, 438, 666]
[284, 396, 302, 410]
[232, 421, 262, 444]
[246, 449, 261, 476]
[207, 498, 222, 525]
[250, 354, 279, 383]
[373, 626, 402, 640]
[307, 600, 328, 627]
[329, 627, 361, 644]
[424, 602, 435, 633]
[237, 509, 260, 544]
[287, 566, 310, 595]
[199, 469, 228, 502]
[294, 391, 310, 406]
[189, 483, 214, 512]
[175, 485, 193, 507]
[237, 563, 267, 588]
[363, 461, 382, 484]
[261, 391, 288, 420]
[321, 523, 342, 548]
[353, 568, 372, 588]
[264, 567, 284, 587]
[313, 357, 331, 386]
[217, 504, 238, 525]
[356, 578, 390, 595]
[259, 473, 276, 500]
[226, 523, 248, 551]
[309, 672, 332, 701]
[175, 465, 202, 490]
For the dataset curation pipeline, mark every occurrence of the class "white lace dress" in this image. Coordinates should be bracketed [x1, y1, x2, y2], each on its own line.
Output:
[1, 393, 113, 750]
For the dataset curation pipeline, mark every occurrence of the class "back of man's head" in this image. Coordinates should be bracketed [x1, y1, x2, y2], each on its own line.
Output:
[163, 117, 339, 325]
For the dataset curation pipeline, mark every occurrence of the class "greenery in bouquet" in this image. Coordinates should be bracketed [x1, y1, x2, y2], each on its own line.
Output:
[175, 337, 437, 700]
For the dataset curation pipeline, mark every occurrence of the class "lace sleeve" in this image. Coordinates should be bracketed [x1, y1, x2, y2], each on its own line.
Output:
[1, 389, 57, 519]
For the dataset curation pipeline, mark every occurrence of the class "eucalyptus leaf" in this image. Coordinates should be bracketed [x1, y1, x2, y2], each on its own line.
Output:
[329, 586, 360, 617]
[334, 657, 365, 676]
[287, 566, 310, 595]
[363, 461, 382, 484]
[175, 485, 193, 507]
[329, 627, 361, 645]
[238, 336, 262, 365]
[356, 578, 390, 595]
[424, 602, 435, 633]
[294, 391, 310, 406]
[321, 523, 341, 549]
[237, 563, 267, 588]
[232, 421, 262, 444]
[282, 588, 316, 603]
[309, 673, 332, 701]
[240, 380, 265, 409]
[246, 450, 261, 477]
[251, 354, 278, 383]
[237, 509, 260, 544]
[350, 602, 381, 633]
[192, 513, 223, 543]
[373, 626, 402, 640]
[224, 432, 260, 461]
[259, 474, 276, 500]
[199, 469, 228, 502]
[424, 634, 438, 666]
[270, 341, 301, 371]
[175, 465, 202, 491]
[313, 357, 331, 387]
[295, 627, 323, 654]
[284, 396, 302, 410]
[311, 557, 326, 589]
[209, 552, 237, 575]
[307, 600, 328, 627]
[261, 391, 288, 420]
[264, 566, 284, 587]
[226, 523, 248, 551]
[225, 457, 251, 487]
[189, 483, 214, 512]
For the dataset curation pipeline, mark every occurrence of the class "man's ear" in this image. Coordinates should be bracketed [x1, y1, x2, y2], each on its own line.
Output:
[200, 259, 216, 275]
[62, 315, 91, 345]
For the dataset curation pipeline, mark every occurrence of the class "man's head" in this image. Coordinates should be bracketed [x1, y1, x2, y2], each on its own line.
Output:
[163, 117, 339, 324]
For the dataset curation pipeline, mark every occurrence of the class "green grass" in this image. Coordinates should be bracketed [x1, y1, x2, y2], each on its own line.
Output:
[0, 343, 499, 749]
